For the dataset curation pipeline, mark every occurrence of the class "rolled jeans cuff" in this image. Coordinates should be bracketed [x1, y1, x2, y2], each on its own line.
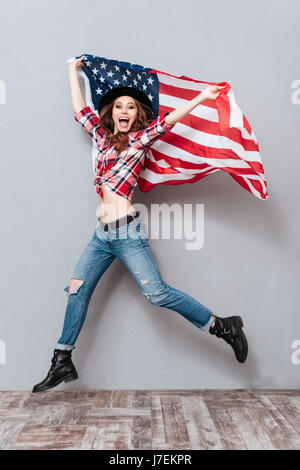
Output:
[200, 314, 215, 331]
[55, 343, 74, 351]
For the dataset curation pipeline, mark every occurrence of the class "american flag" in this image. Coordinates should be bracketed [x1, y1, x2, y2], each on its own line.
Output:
[74, 54, 268, 200]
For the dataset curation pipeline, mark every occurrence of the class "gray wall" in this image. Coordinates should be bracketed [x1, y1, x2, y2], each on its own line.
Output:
[1, 0, 299, 390]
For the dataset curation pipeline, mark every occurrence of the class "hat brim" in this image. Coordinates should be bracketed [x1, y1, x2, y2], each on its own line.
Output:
[97, 86, 153, 118]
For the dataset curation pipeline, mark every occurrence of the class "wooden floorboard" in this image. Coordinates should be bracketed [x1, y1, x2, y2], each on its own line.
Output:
[0, 390, 299, 450]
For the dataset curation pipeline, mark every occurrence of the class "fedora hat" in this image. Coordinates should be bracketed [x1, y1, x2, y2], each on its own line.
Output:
[97, 86, 153, 119]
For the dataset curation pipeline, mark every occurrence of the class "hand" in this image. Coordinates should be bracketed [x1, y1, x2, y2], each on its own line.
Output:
[201, 85, 226, 101]
[67, 55, 86, 70]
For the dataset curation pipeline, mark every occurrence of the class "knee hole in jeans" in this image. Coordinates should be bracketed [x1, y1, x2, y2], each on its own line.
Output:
[64, 278, 84, 296]
[142, 281, 170, 305]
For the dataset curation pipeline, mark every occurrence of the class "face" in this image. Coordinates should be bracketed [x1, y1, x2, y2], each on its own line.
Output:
[112, 96, 138, 134]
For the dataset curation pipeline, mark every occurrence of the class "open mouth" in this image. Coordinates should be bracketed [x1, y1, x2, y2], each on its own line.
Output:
[119, 117, 130, 129]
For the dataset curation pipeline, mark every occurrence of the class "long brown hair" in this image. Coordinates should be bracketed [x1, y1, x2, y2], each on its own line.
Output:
[98, 98, 153, 153]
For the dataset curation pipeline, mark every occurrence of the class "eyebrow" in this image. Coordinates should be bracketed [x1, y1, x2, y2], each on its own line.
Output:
[115, 101, 136, 105]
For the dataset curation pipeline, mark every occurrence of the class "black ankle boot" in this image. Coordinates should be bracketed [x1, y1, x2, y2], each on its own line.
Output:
[209, 315, 248, 363]
[32, 349, 79, 393]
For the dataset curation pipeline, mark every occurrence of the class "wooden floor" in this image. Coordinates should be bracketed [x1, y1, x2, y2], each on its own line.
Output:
[0, 390, 300, 450]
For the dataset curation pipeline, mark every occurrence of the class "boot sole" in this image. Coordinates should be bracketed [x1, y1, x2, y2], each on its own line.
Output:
[64, 372, 79, 383]
[32, 372, 79, 393]
[233, 316, 248, 363]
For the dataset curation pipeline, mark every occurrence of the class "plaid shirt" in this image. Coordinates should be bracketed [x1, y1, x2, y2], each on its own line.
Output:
[74, 106, 175, 201]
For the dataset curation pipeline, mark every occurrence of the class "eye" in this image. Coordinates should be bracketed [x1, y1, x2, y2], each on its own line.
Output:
[115, 105, 135, 109]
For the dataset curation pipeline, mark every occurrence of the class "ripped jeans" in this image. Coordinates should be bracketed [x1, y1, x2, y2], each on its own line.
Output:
[56, 212, 214, 351]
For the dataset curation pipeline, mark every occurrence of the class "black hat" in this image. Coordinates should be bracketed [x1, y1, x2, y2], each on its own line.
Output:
[97, 86, 153, 119]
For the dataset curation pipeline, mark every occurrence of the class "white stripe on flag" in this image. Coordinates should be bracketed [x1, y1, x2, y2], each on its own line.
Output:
[152, 124, 262, 164]
[159, 93, 220, 122]
[142, 168, 214, 184]
[157, 72, 210, 92]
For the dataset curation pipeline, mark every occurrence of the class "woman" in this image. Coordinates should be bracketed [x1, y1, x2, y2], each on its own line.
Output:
[32, 56, 248, 393]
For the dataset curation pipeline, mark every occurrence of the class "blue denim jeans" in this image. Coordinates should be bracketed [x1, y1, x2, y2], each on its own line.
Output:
[56, 212, 214, 351]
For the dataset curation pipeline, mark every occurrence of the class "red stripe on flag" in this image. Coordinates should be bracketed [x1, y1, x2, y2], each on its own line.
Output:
[138, 169, 218, 192]
[150, 127, 264, 175]
[158, 103, 260, 153]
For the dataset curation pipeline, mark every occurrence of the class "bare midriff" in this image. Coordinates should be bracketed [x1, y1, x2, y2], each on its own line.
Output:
[97, 183, 136, 223]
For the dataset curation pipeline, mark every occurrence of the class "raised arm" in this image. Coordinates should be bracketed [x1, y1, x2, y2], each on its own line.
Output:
[67, 56, 105, 145]
[164, 84, 226, 126]
[67, 55, 86, 114]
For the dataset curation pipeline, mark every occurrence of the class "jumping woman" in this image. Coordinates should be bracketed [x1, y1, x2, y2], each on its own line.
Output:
[32, 56, 248, 393]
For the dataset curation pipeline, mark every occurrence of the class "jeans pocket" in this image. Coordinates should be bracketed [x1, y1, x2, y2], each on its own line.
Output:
[95, 225, 107, 242]
[136, 221, 149, 241]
